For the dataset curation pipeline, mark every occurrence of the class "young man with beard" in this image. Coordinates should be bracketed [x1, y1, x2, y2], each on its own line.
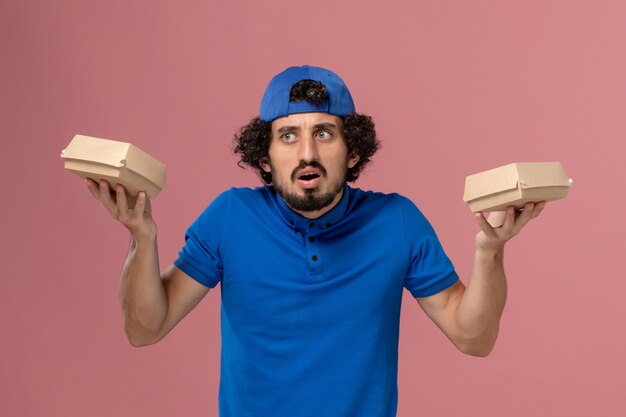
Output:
[86, 65, 545, 417]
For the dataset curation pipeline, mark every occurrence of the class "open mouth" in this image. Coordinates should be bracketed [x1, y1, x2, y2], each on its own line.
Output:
[295, 167, 323, 189]
[298, 173, 320, 181]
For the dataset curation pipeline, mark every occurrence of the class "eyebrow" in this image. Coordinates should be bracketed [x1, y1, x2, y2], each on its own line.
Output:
[313, 123, 338, 130]
[275, 123, 338, 134]
[276, 125, 299, 134]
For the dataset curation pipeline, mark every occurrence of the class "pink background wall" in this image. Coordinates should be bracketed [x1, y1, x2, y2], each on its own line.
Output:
[2, 1, 624, 416]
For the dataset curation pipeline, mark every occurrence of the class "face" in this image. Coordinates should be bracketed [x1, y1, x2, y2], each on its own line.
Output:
[261, 112, 359, 219]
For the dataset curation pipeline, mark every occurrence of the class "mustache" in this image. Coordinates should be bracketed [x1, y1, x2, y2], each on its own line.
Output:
[290, 160, 327, 182]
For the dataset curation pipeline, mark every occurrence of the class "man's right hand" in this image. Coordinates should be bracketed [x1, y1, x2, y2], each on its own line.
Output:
[86, 179, 157, 240]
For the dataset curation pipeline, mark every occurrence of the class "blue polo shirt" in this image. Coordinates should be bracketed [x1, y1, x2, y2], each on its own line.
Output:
[174, 185, 458, 417]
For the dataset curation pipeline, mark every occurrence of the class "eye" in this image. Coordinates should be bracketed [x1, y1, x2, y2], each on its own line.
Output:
[281, 132, 296, 142]
[316, 130, 332, 140]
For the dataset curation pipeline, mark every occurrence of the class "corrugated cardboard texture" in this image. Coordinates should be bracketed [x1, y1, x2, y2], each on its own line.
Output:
[463, 162, 571, 212]
[61, 134, 166, 198]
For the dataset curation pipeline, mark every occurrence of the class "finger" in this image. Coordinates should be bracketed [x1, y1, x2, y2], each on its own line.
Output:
[115, 184, 130, 215]
[86, 178, 100, 199]
[132, 192, 147, 221]
[512, 202, 535, 234]
[143, 193, 152, 214]
[530, 201, 546, 219]
[98, 180, 118, 216]
[475, 212, 497, 238]
[501, 206, 516, 231]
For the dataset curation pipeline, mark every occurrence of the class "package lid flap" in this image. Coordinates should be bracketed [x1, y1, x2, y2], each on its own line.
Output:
[463, 163, 520, 202]
[61, 135, 130, 168]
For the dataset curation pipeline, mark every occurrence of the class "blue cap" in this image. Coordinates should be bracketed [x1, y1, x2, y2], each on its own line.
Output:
[259, 65, 355, 122]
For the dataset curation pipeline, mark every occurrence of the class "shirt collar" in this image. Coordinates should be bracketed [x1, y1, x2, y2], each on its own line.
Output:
[270, 184, 351, 232]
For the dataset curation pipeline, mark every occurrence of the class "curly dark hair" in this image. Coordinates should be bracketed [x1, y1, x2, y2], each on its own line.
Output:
[233, 80, 380, 184]
[289, 79, 328, 104]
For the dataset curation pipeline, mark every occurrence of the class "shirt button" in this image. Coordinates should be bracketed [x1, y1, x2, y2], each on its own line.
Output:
[308, 236, 315, 243]
[312, 255, 318, 261]
[309, 222, 315, 228]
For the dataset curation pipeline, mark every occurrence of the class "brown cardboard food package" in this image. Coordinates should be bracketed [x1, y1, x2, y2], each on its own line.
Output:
[463, 162, 571, 212]
[61, 134, 166, 198]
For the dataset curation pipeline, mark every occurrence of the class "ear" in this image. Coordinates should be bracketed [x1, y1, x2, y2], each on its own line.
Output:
[260, 157, 271, 173]
[347, 153, 360, 169]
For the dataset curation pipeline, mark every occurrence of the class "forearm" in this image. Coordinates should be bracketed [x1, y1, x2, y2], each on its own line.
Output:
[119, 233, 168, 346]
[455, 246, 507, 355]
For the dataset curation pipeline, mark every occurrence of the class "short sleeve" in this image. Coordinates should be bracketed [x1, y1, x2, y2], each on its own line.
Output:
[173, 191, 230, 288]
[399, 197, 459, 298]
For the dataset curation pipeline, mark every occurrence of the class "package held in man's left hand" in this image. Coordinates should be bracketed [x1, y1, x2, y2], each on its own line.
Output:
[61, 134, 167, 198]
[463, 162, 572, 212]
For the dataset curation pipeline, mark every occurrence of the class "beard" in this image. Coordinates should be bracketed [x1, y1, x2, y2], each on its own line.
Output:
[270, 160, 346, 213]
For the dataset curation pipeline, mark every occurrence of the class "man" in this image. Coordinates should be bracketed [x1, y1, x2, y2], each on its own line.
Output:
[86, 65, 544, 417]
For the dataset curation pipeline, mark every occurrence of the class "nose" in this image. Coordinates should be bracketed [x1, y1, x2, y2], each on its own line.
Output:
[298, 133, 319, 163]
